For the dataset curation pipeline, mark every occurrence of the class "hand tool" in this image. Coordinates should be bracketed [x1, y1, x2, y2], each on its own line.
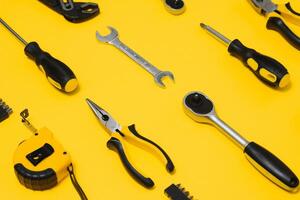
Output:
[200, 23, 290, 89]
[165, 184, 194, 200]
[0, 99, 12, 123]
[0, 18, 78, 93]
[14, 109, 87, 199]
[86, 98, 175, 188]
[96, 26, 175, 88]
[248, 0, 300, 50]
[39, 0, 99, 23]
[163, 0, 186, 15]
[183, 91, 299, 192]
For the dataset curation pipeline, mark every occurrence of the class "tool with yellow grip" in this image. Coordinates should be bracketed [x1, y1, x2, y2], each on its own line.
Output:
[163, 0, 186, 15]
[200, 23, 290, 89]
[0, 18, 78, 93]
[14, 109, 88, 199]
[249, 0, 300, 50]
[86, 98, 175, 188]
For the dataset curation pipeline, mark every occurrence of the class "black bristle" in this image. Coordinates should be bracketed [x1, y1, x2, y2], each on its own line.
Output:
[165, 184, 194, 200]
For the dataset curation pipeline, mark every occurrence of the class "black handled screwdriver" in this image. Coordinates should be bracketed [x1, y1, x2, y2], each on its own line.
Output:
[200, 23, 290, 89]
[0, 18, 78, 93]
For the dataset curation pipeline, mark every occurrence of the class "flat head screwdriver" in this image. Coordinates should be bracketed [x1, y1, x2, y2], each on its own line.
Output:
[0, 18, 78, 93]
[200, 23, 290, 89]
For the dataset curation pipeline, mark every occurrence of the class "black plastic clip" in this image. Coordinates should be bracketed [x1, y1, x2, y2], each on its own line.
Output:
[39, 0, 100, 23]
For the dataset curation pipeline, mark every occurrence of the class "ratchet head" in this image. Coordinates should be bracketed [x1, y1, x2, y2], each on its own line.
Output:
[154, 71, 175, 88]
[96, 26, 119, 43]
[183, 91, 216, 123]
[86, 98, 121, 134]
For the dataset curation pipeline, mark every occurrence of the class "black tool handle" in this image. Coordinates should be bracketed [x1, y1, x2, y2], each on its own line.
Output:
[267, 17, 300, 50]
[107, 137, 155, 188]
[39, 0, 100, 23]
[244, 142, 299, 191]
[24, 42, 78, 93]
[228, 39, 289, 88]
[128, 125, 175, 172]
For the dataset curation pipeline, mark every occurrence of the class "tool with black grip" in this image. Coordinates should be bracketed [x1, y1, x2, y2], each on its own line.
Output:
[163, 0, 186, 15]
[248, 0, 300, 50]
[165, 184, 195, 200]
[200, 23, 290, 89]
[183, 91, 299, 192]
[86, 98, 175, 188]
[39, 0, 99, 23]
[0, 99, 12, 123]
[14, 109, 87, 199]
[0, 18, 78, 93]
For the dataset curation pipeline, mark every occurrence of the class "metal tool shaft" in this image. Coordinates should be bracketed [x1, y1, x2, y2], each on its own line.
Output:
[208, 114, 249, 149]
[200, 23, 231, 45]
[110, 38, 162, 76]
[0, 18, 28, 45]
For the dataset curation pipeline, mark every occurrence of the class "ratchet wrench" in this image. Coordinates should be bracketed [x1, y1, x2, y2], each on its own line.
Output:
[183, 91, 299, 192]
[96, 26, 175, 88]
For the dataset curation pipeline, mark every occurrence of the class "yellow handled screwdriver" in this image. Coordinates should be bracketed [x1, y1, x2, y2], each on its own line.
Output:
[200, 23, 290, 89]
[0, 18, 78, 93]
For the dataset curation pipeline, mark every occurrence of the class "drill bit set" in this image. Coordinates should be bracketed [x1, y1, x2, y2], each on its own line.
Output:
[0, 99, 12, 123]
[165, 184, 195, 200]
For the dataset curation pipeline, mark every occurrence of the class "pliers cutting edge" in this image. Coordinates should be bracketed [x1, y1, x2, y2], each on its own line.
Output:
[249, 0, 300, 49]
[39, 0, 99, 23]
[86, 98, 175, 188]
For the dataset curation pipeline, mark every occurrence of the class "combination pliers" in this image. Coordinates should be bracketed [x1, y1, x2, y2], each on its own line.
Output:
[86, 99, 175, 188]
[249, 0, 300, 49]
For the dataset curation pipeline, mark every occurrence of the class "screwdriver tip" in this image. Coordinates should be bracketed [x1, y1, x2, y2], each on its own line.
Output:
[200, 23, 206, 29]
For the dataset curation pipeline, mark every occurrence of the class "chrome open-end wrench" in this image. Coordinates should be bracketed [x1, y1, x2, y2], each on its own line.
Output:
[183, 91, 299, 192]
[96, 26, 175, 88]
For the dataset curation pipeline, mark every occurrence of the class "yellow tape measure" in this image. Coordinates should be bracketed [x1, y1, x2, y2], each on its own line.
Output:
[13, 109, 87, 199]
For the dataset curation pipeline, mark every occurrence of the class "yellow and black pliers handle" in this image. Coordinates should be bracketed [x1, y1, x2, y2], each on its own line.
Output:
[86, 98, 175, 188]
[249, 0, 300, 50]
[107, 125, 175, 188]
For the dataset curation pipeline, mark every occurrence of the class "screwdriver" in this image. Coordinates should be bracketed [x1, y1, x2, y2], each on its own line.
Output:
[200, 23, 290, 89]
[0, 18, 78, 93]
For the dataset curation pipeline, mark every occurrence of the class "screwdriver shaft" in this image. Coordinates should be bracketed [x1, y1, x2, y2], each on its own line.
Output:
[200, 23, 231, 45]
[0, 18, 28, 46]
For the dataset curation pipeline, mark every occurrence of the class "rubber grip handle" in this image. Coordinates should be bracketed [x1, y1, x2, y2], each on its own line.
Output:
[128, 124, 175, 172]
[228, 39, 289, 88]
[107, 137, 155, 188]
[244, 142, 299, 191]
[24, 42, 78, 93]
[267, 17, 300, 50]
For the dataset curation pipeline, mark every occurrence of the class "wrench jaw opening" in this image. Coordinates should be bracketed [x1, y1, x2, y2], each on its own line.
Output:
[154, 71, 175, 88]
[96, 26, 119, 43]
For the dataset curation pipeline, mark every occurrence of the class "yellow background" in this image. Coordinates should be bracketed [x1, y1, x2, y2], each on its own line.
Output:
[0, 0, 300, 199]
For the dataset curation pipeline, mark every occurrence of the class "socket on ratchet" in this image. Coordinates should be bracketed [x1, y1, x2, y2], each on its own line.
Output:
[96, 26, 174, 88]
[183, 91, 299, 192]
